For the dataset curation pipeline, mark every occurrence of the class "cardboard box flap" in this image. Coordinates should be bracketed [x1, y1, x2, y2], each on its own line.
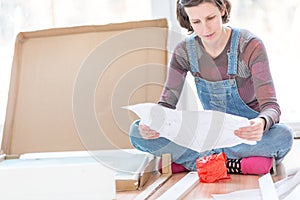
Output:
[2, 18, 168, 156]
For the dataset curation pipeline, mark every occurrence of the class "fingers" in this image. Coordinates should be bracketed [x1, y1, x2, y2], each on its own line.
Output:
[234, 129, 262, 141]
[234, 118, 264, 141]
[138, 124, 160, 139]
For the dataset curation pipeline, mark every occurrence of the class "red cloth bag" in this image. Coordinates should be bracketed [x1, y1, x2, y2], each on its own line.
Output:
[196, 152, 230, 183]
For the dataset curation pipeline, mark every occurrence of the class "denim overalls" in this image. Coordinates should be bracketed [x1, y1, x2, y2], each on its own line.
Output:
[129, 28, 293, 171]
[186, 28, 259, 119]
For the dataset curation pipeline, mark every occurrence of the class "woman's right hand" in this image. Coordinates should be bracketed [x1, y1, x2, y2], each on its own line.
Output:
[138, 124, 160, 139]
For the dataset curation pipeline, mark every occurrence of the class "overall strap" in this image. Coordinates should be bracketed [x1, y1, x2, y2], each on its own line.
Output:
[186, 34, 199, 74]
[227, 28, 241, 77]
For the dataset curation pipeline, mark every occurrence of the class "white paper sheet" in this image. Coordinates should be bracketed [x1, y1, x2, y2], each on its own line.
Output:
[124, 103, 255, 152]
[212, 169, 300, 200]
[276, 168, 300, 199]
[283, 185, 300, 200]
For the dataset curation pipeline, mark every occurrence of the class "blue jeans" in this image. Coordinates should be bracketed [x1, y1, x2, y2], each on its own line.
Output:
[129, 120, 293, 171]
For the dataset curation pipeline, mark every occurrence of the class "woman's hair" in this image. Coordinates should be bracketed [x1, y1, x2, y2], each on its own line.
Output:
[177, 0, 232, 33]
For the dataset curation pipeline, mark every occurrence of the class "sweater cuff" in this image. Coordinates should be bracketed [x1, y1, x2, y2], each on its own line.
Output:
[157, 101, 176, 109]
[257, 114, 274, 133]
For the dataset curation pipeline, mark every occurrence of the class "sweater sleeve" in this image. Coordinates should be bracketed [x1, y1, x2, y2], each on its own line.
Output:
[242, 35, 281, 132]
[158, 41, 189, 109]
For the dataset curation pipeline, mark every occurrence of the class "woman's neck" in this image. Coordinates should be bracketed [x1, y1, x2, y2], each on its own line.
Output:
[202, 27, 231, 59]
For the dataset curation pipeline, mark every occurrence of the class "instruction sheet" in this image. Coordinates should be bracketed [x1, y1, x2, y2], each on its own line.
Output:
[124, 103, 255, 152]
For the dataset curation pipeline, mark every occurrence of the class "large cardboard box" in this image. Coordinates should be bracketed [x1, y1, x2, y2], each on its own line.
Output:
[1, 18, 168, 195]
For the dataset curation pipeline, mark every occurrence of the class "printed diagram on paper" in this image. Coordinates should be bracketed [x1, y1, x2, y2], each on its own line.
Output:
[124, 103, 255, 152]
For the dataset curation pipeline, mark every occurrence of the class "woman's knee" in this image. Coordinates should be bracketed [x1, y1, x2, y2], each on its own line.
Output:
[129, 120, 140, 136]
[129, 119, 142, 147]
[270, 123, 294, 162]
[272, 123, 293, 147]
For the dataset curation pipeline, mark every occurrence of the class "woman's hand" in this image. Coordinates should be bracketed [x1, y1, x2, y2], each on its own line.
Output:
[138, 124, 160, 140]
[234, 117, 266, 141]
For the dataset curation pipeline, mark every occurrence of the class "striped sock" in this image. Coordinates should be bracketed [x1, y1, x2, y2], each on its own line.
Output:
[226, 158, 242, 174]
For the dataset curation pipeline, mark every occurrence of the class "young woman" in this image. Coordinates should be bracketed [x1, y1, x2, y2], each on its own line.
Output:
[129, 0, 293, 175]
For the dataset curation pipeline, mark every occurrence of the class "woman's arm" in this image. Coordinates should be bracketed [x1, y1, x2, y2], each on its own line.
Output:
[242, 34, 281, 132]
[140, 42, 189, 139]
[158, 41, 189, 109]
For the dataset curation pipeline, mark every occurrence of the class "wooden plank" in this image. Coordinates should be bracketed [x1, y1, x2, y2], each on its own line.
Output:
[161, 153, 172, 174]
[134, 154, 172, 200]
[157, 171, 199, 200]
[134, 173, 172, 200]
[0, 154, 6, 162]
[259, 173, 279, 200]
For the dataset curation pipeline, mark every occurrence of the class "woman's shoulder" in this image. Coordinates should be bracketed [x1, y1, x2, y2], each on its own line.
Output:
[238, 28, 260, 41]
[233, 28, 264, 52]
[172, 38, 190, 58]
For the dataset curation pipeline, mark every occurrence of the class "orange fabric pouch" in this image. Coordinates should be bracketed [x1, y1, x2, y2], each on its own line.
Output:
[196, 152, 230, 183]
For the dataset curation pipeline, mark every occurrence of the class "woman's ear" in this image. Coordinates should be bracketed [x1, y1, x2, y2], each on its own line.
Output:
[221, 6, 226, 17]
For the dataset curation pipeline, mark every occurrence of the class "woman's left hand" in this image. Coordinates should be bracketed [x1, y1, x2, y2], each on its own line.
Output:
[234, 117, 266, 141]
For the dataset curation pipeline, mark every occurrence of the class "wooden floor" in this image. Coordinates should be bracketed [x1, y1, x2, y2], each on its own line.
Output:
[116, 139, 300, 199]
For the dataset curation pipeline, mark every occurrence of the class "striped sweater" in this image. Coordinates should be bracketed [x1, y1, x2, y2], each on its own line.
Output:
[158, 28, 280, 132]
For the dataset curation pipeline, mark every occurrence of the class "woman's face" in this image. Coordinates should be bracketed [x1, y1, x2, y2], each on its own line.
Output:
[184, 2, 225, 44]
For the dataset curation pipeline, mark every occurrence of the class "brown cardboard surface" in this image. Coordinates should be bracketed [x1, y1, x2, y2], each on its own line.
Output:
[2, 18, 168, 156]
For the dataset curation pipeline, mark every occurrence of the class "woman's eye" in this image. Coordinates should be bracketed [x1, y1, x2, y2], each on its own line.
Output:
[192, 20, 200, 24]
[207, 16, 216, 20]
